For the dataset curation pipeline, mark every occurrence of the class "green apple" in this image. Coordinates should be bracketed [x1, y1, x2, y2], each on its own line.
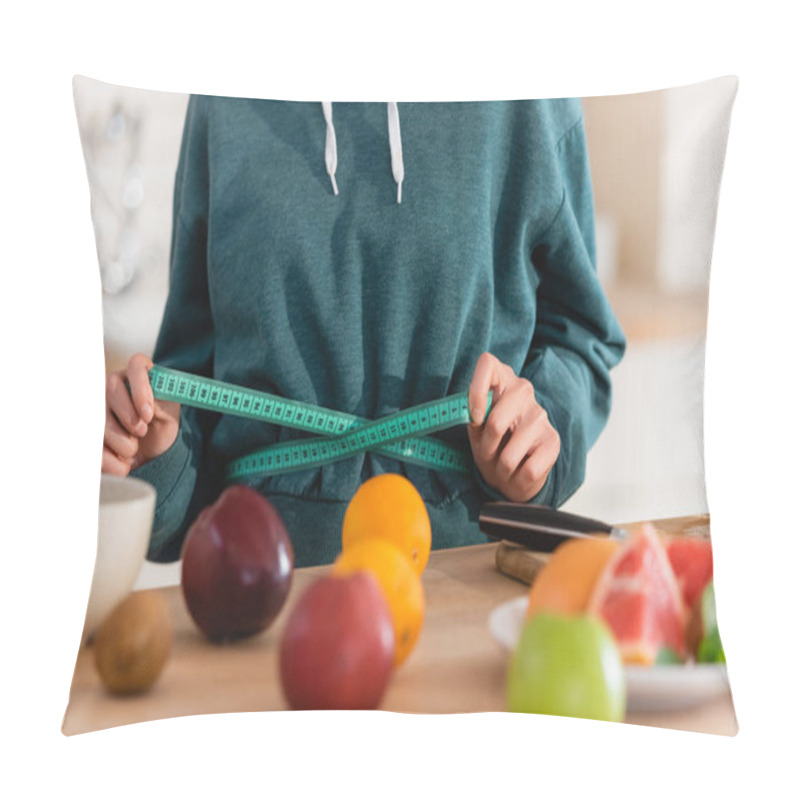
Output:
[507, 613, 626, 722]
[695, 582, 726, 664]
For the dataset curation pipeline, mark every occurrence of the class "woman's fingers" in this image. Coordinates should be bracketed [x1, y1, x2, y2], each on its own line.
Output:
[151, 396, 181, 425]
[465, 351, 561, 502]
[494, 402, 550, 483]
[467, 353, 561, 503]
[474, 378, 536, 463]
[103, 409, 140, 461]
[126, 353, 155, 424]
[102, 445, 132, 477]
[102, 353, 178, 476]
[106, 372, 147, 437]
[106, 354, 156, 438]
[508, 431, 561, 500]
[468, 352, 515, 424]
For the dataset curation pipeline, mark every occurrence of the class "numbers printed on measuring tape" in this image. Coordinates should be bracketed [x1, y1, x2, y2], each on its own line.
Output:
[148, 365, 491, 480]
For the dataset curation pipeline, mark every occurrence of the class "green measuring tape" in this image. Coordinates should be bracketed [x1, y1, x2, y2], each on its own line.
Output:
[148, 365, 491, 481]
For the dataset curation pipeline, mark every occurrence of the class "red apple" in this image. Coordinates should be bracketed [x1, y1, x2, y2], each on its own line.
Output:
[181, 486, 293, 642]
[279, 572, 395, 710]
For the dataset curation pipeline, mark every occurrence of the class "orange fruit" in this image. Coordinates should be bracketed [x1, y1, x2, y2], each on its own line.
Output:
[526, 537, 620, 619]
[342, 473, 431, 577]
[332, 539, 425, 666]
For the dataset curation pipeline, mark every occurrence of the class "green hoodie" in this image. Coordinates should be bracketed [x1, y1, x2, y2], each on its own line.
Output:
[134, 96, 626, 566]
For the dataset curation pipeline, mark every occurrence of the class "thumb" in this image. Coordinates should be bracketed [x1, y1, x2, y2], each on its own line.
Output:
[468, 352, 512, 424]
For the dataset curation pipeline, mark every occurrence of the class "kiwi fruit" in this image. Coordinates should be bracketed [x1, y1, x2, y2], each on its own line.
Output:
[93, 590, 173, 695]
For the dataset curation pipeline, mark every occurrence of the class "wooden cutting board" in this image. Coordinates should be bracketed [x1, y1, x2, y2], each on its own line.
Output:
[495, 513, 711, 586]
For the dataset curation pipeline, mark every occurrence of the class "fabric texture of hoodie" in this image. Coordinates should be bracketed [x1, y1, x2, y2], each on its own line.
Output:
[134, 96, 626, 566]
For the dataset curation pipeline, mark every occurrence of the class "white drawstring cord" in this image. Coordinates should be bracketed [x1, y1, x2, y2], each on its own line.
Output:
[387, 102, 404, 204]
[322, 102, 404, 203]
[321, 102, 339, 195]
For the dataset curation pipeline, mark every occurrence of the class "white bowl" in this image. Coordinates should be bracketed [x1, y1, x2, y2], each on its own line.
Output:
[82, 474, 156, 640]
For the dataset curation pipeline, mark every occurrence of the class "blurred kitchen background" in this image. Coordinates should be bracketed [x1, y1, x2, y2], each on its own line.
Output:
[74, 76, 737, 540]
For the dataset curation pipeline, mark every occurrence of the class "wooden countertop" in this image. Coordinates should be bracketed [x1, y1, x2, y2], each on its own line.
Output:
[62, 514, 737, 736]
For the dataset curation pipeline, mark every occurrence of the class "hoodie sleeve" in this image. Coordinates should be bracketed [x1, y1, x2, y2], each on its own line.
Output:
[518, 115, 626, 507]
[132, 95, 221, 562]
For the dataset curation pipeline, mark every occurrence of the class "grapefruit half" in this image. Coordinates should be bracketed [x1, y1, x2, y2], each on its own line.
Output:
[665, 537, 713, 609]
[588, 523, 687, 665]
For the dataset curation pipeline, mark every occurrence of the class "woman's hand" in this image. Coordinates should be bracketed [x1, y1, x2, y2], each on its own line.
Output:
[467, 352, 560, 502]
[102, 353, 181, 476]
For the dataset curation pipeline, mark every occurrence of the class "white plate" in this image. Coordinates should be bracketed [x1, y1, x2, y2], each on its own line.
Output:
[489, 597, 731, 713]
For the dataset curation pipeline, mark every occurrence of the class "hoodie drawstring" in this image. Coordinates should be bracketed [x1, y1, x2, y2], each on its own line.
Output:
[321, 101, 339, 196]
[387, 102, 404, 204]
[320, 102, 404, 204]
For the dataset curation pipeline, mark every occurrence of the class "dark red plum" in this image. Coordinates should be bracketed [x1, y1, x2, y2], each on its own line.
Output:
[181, 486, 294, 642]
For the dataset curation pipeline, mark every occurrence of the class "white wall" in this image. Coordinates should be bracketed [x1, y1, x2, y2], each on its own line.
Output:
[658, 78, 738, 292]
[564, 335, 708, 525]
[573, 76, 736, 526]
